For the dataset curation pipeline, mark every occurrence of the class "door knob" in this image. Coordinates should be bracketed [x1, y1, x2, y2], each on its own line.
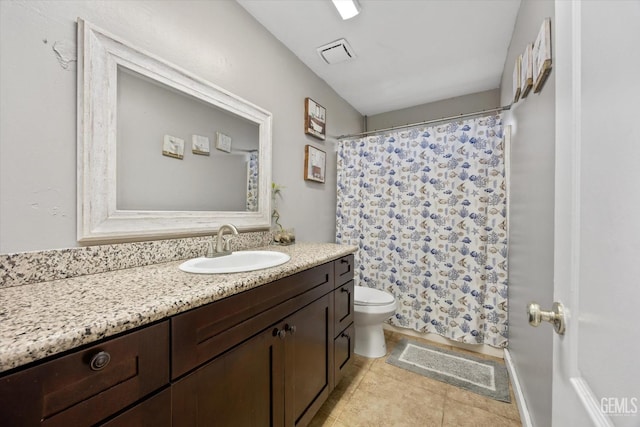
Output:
[527, 301, 565, 335]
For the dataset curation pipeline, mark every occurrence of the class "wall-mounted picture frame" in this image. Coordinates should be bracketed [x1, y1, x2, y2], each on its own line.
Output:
[513, 54, 522, 103]
[216, 131, 232, 153]
[304, 97, 326, 141]
[304, 144, 326, 183]
[162, 134, 184, 159]
[192, 134, 210, 156]
[520, 43, 533, 98]
[533, 17, 552, 93]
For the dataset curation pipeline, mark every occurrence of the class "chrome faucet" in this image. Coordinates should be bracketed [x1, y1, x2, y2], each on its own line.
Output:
[206, 224, 239, 257]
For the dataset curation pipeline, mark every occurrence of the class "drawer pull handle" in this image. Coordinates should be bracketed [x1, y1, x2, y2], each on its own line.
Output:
[340, 259, 349, 264]
[341, 333, 350, 339]
[285, 324, 297, 335]
[341, 287, 349, 293]
[89, 351, 111, 371]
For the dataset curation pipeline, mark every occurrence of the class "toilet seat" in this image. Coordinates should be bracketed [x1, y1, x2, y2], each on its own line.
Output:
[354, 286, 395, 306]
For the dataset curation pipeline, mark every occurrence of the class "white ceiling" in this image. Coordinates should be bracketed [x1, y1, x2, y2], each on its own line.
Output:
[237, 0, 521, 116]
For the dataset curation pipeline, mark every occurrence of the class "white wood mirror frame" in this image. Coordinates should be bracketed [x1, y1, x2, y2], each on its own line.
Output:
[77, 19, 272, 243]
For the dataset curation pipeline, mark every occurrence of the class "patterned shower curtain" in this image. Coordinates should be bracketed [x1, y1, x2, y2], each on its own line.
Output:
[246, 150, 259, 212]
[336, 114, 508, 348]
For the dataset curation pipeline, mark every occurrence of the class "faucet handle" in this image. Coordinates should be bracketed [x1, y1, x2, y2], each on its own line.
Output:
[206, 239, 216, 258]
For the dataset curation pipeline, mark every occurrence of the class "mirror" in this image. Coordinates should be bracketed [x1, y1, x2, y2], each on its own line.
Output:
[116, 67, 260, 212]
[77, 19, 272, 243]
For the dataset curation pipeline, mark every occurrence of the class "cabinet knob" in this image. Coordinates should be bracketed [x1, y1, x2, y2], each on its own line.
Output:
[341, 332, 350, 339]
[273, 328, 287, 340]
[285, 324, 297, 335]
[89, 351, 111, 371]
[341, 287, 349, 293]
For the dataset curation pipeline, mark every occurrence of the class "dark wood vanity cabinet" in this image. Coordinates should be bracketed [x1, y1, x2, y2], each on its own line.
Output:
[0, 254, 355, 427]
[171, 255, 355, 427]
[0, 321, 170, 427]
[172, 293, 332, 427]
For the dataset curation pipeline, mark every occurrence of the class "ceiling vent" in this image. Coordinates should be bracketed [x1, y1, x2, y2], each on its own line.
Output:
[317, 38, 356, 64]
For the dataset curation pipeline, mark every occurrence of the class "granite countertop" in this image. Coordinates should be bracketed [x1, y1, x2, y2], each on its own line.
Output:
[0, 243, 356, 374]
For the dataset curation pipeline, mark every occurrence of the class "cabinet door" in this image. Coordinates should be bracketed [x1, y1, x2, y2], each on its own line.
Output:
[334, 280, 354, 334]
[285, 294, 332, 427]
[334, 323, 355, 386]
[172, 326, 285, 427]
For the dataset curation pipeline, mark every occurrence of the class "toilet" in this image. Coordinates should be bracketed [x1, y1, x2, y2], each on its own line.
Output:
[353, 286, 398, 358]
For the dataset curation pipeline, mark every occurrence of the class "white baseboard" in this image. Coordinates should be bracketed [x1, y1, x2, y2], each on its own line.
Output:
[504, 348, 533, 427]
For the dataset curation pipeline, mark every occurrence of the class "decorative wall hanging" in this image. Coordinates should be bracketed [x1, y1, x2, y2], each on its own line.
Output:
[304, 97, 326, 140]
[520, 43, 533, 98]
[192, 134, 210, 156]
[533, 18, 552, 93]
[216, 131, 232, 153]
[162, 134, 184, 159]
[512, 54, 522, 103]
[304, 145, 326, 183]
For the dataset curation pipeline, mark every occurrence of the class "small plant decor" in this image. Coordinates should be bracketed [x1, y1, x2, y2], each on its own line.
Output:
[271, 182, 296, 245]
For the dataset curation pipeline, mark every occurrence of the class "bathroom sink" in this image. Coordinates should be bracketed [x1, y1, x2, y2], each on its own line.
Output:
[179, 251, 290, 274]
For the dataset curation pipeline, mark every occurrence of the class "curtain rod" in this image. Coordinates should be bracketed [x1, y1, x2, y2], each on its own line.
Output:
[336, 104, 512, 140]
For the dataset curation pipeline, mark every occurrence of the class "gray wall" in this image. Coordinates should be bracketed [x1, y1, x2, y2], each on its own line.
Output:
[366, 89, 500, 130]
[0, 0, 362, 253]
[499, 1, 555, 426]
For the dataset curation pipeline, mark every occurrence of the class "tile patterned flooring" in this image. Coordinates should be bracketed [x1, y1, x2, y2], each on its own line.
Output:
[310, 330, 522, 427]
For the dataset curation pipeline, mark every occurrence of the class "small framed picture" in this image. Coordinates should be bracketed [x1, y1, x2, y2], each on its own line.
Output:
[513, 54, 522, 103]
[216, 131, 232, 153]
[192, 134, 210, 156]
[304, 145, 326, 183]
[162, 134, 184, 159]
[304, 97, 326, 141]
[533, 18, 552, 93]
[520, 43, 533, 98]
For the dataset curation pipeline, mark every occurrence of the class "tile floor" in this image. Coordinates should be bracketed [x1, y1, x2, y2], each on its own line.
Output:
[310, 330, 522, 427]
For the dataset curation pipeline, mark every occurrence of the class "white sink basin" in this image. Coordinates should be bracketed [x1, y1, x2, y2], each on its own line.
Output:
[179, 251, 290, 274]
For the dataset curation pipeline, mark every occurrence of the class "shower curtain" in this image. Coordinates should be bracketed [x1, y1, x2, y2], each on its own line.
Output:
[246, 150, 259, 212]
[336, 114, 508, 348]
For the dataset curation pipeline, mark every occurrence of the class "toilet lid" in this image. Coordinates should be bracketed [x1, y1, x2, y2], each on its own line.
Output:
[354, 286, 395, 306]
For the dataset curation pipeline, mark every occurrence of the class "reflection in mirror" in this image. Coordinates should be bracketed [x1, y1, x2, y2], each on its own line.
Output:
[77, 19, 272, 242]
[116, 67, 259, 212]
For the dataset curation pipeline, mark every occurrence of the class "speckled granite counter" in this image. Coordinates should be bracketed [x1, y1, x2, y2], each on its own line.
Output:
[0, 243, 356, 374]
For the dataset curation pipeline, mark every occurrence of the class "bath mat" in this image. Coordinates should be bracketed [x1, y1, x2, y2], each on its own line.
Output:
[386, 339, 511, 402]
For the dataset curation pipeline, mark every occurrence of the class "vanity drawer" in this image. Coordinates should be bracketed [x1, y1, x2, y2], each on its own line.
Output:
[0, 321, 170, 427]
[171, 261, 334, 379]
[334, 279, 354, 334]
[334, 254, 354, 287]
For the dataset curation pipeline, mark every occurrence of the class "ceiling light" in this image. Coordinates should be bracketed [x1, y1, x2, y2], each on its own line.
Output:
[331, 0, 361, 20]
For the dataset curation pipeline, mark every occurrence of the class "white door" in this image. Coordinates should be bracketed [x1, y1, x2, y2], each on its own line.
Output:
[552, 1, 640, 426]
